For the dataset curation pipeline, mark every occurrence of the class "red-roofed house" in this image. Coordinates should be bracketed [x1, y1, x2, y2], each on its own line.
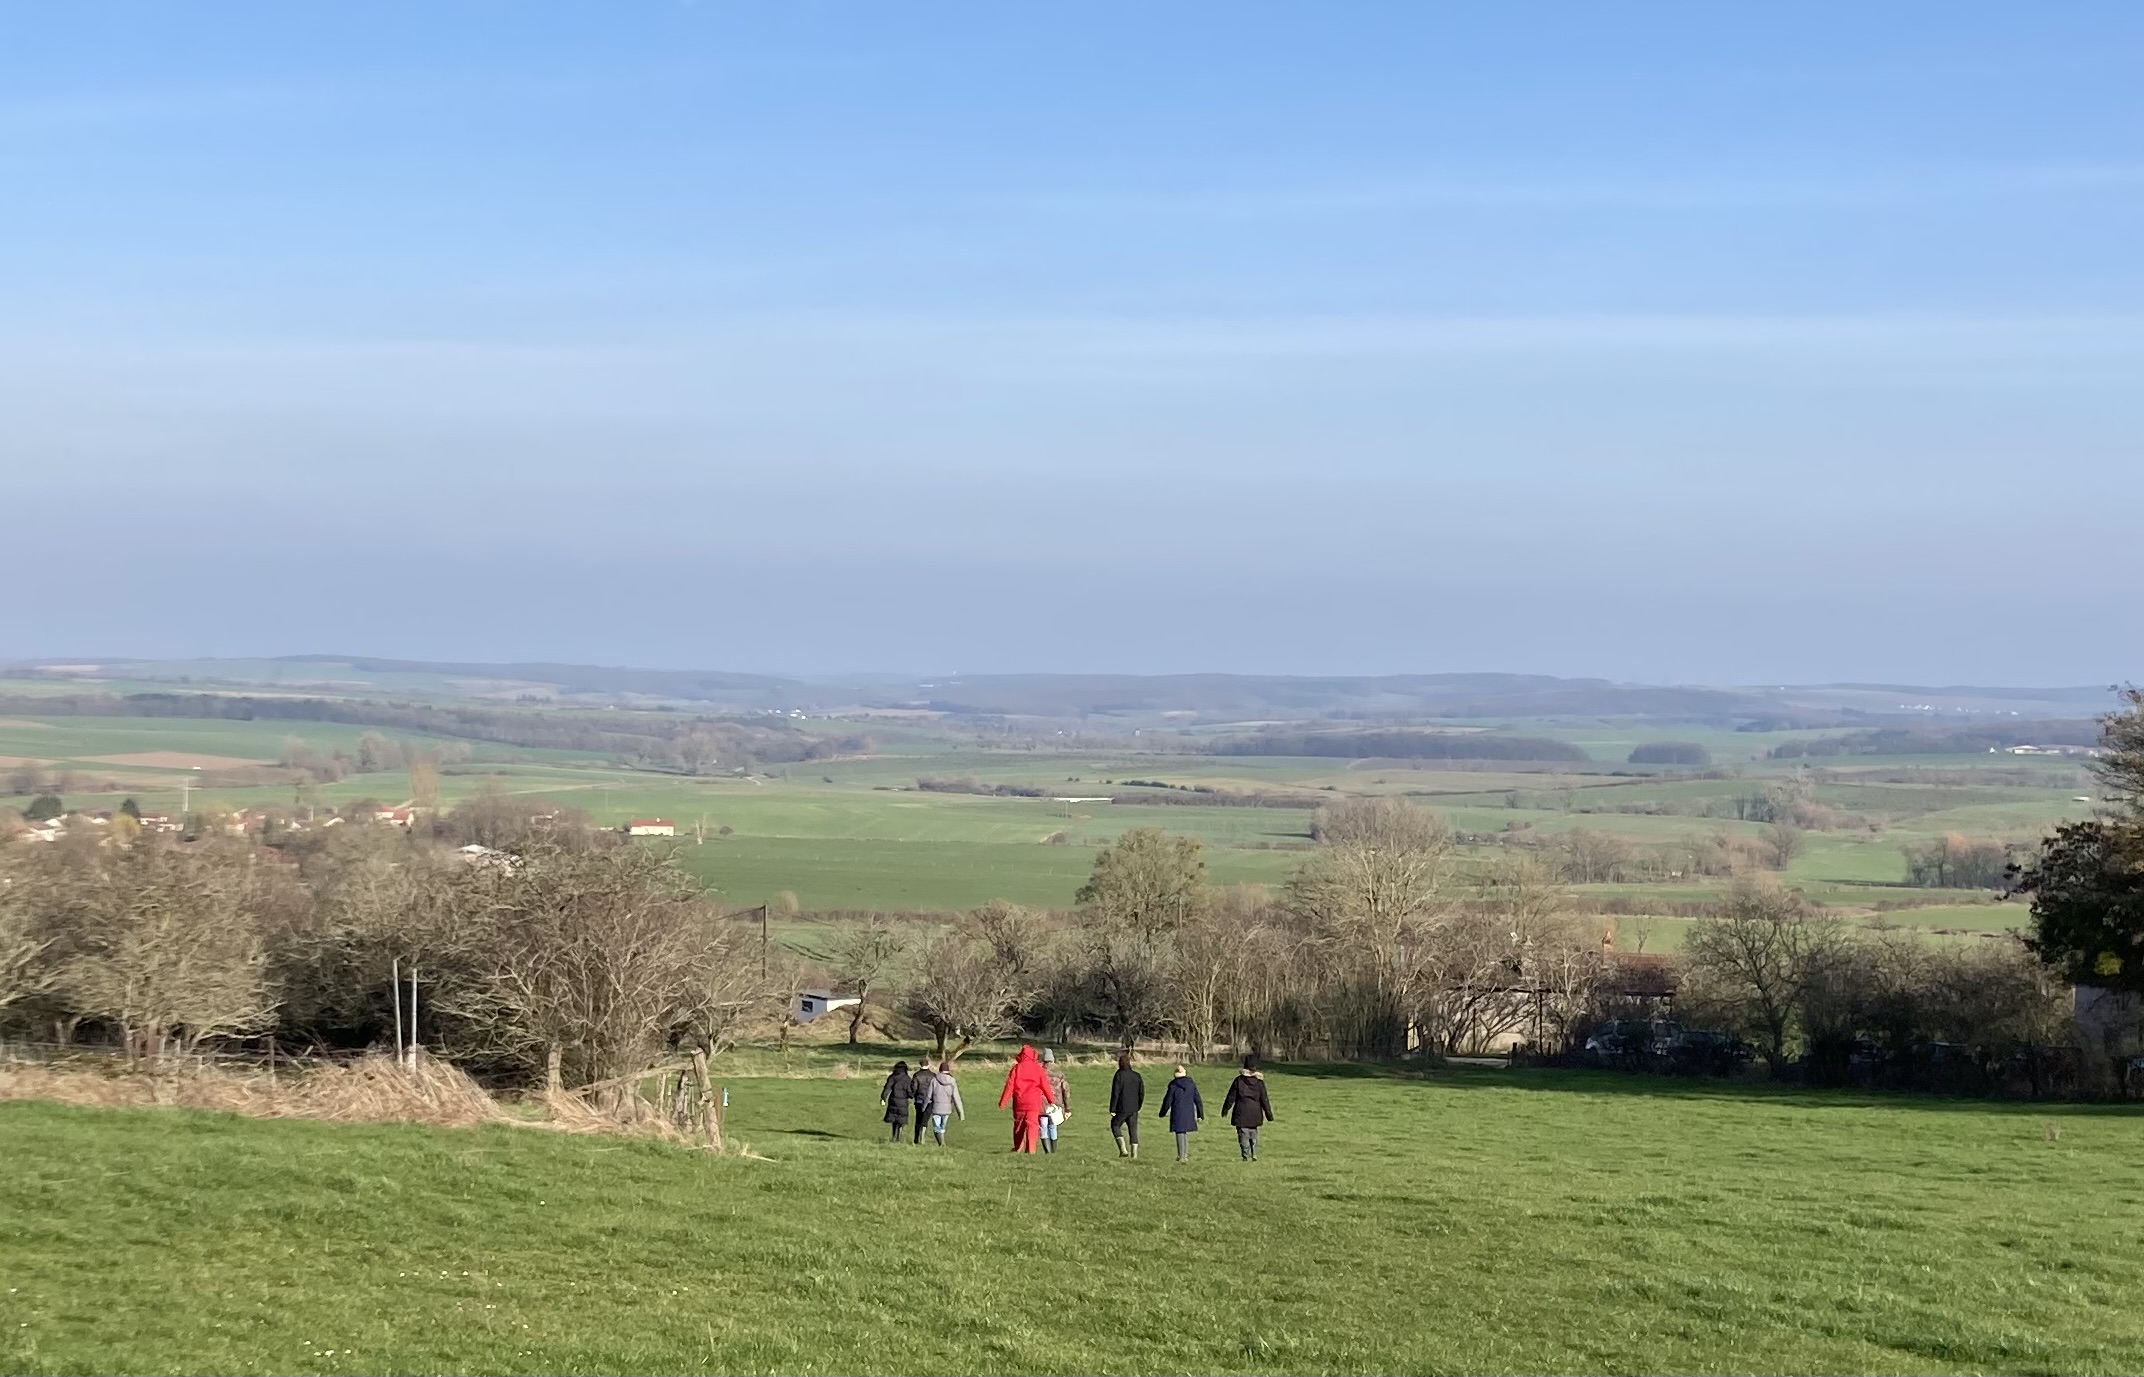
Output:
[625, 818, 676, 837]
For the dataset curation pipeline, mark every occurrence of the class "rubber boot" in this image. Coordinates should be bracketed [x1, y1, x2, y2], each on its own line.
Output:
[1130, 1140, 1139, 1160]
[1114, 1132, 1128, 1158]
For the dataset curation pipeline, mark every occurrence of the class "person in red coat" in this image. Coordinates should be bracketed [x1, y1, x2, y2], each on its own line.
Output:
[996, 1044, 1058, 1153]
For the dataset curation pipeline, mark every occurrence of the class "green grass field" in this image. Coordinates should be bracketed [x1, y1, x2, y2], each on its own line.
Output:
[5, 1065, 2141, 1375]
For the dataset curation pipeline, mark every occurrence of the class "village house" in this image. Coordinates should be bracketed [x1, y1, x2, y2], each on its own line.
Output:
[624, 818, 676, 837]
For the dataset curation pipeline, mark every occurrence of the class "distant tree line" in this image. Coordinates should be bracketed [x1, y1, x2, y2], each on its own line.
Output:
[1902, 834, 2019, 889]
[1767, 720, 2100, 758]
[1627, 741, 1712, 766]
[1209, 730, 1590, 762]
[0, 693, 867, 774]
[916, 777, 1049, 798]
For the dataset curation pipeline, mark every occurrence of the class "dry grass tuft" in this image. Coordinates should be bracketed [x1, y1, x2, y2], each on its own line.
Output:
[538, 1087, 692, 1143]
[0, 1050, 762, 1154]
[0, 1052, 508, 1128]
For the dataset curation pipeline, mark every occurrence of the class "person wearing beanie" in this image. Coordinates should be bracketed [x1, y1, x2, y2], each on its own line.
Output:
[1037, 1047, 1071, 1154]
[1157, 1063, 1204, 1162]
[1222, 1054, 1275, 1161]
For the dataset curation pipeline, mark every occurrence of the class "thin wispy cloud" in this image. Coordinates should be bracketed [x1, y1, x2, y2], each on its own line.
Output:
[1010, 164, 2144, 219]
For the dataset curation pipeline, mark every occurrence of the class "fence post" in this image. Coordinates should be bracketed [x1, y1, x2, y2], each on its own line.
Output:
[690, 1048, 721, 1152]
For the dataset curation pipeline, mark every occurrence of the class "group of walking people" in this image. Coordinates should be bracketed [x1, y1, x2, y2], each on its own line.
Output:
[880, 1045, 1276, 1162]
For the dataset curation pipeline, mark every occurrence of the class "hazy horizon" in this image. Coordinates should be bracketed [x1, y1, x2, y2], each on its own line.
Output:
[2, 650, 2126, 698]
[8, 6, 2140, 684]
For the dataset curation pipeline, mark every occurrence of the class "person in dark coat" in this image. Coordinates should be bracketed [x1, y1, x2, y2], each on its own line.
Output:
[1156, 1063, 1203, 1162]
[1108, 1051, 1146, 1158]
[910, 1054, 934, 1144]
[1221, 1054, 1276, 1161]
[880, 1060, 913, 1144]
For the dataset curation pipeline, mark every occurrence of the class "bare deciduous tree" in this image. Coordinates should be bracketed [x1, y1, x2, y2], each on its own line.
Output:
[1554, 828, 1629, 884]
[903, 925, 1029, 1059]
[1680, 879, 1849, 1073]
[46, 843, 280, 1056]
[432, 843, 761, 1091]
[823, 912, 904, 1046]
[1287, 797, 1453, 1053]
[1076, 828, 1210, 939]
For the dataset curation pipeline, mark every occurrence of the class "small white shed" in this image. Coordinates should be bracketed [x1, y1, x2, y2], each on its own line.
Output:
[794, 990, 862, 1024]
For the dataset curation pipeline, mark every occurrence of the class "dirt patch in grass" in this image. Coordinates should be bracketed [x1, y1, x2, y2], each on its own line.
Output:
[86, 750, 270, 770]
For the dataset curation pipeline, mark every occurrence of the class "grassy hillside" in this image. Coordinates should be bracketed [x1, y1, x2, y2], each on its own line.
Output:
[5, 1066, 2141, 1375]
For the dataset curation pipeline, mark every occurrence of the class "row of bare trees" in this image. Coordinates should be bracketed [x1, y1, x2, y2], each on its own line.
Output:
[0, 824, 789, 1089]
[846, 801, 2074, 1077]
[1678, 880, 2068, 1079]
[828, 801, 1616, 1061]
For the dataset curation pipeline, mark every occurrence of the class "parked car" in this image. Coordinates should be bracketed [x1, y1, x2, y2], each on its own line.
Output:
[1583, 1019, 1673, 1064]
[1664, 1029, 1752, 1076]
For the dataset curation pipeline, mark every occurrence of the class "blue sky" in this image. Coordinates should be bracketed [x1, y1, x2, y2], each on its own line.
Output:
[5, 3, 2139, 683]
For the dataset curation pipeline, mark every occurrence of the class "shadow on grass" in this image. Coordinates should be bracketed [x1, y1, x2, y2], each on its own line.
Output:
[1260, 1059, 2144, 1117]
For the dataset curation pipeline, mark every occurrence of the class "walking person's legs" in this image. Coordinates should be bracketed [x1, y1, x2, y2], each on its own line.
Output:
[890, 1121, 902, 1143]
[1237, 1126, 1258, 1160]
[913, 1110, 926, 1144]
[930, 1112, 948, 1146]
[1174, 1130, 1190, 1162]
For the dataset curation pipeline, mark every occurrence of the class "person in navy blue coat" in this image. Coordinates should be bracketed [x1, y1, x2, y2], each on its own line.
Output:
[1157, 1063, 1204, 1162]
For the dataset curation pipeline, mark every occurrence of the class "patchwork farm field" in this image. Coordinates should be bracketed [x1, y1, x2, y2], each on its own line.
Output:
[0, 701, 2100, 937]
[5, 1064, 2142, 1375]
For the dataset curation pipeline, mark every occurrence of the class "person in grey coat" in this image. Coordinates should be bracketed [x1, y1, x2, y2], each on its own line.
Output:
[922, 1060, 965, 1146]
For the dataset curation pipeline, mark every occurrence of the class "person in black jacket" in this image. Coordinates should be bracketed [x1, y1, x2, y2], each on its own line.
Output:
[1157, 1063, 1203, 1162]
[1221, 1054, 1275, 1161]
[1108, 1051, 1146, 1158]
[910, 1055, 934, 1144]
[879, 1061, 913, 1144]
